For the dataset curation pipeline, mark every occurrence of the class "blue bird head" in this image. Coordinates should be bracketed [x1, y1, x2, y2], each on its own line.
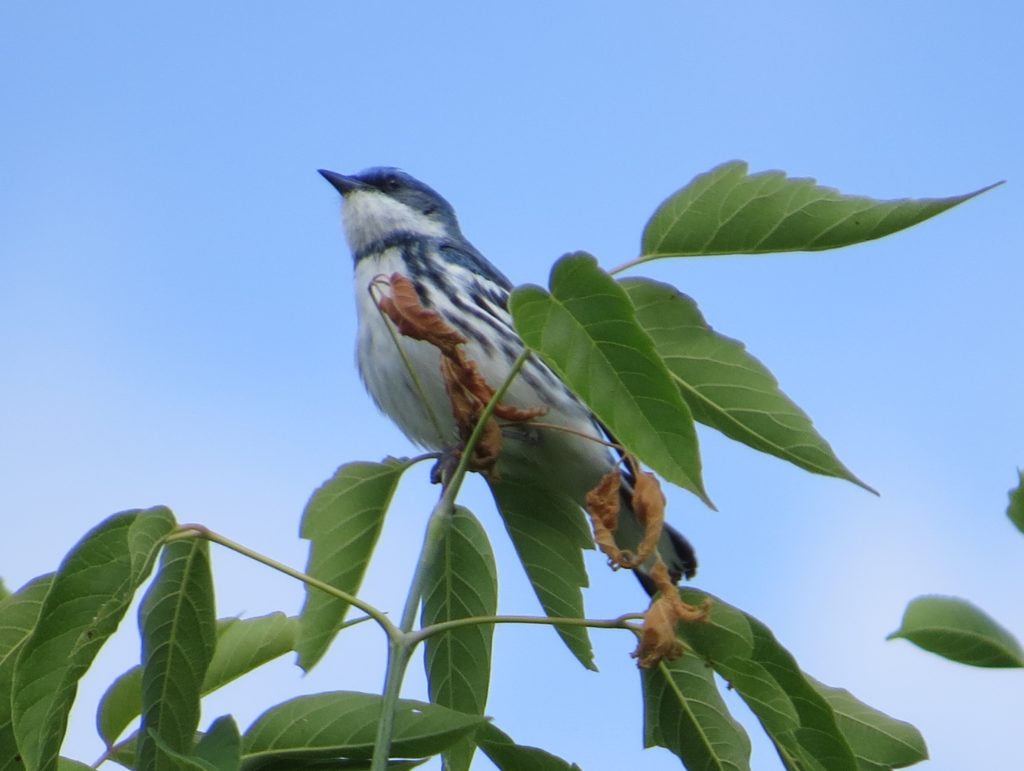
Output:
[319, 167, 464, 256]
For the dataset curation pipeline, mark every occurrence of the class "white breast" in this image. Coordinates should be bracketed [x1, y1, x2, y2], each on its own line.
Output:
[353, 249, 461, 450]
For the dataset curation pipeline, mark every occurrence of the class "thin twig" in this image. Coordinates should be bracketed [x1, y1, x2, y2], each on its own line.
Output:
[607, 255, 647, 275]
[410, 612, 644, 645]
[513, 420, 625, 451]
[168, 524, 400, 641]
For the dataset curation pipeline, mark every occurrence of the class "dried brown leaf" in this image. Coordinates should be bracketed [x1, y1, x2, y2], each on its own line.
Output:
[633, 595, 685, 668]
[440, 355, 501, 472]
[493, 403, 548, 422]
[376, 271, 546, 475]
[632, 561, 712, 668]
[376, 273, 466, 353]
[631, 471, 667, 566]
[585, 469, 626, 566]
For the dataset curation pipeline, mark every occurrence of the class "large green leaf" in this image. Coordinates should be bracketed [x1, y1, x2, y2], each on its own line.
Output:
[639, 160, 998, 261]
[622, 278, 873, 492]
[510, 253, 709, 504]
[489, 478, 595, 670]
[98, 613, 296, 748]
[888, 595, 1024, 668]
[421, 507, 497, 771]
[297, 459, 412, 671]
[138, 538, 218, 771]
[0, 575, 53, 771]
[241, 692, 486, 764]
[642, 652, 751, 770]
[808, 678, 927, 770]
[677, 589, 859, 770]
[12, 507, 175, 771]
[474, 724, 581, 770]
[1007, 469, 1024, 535]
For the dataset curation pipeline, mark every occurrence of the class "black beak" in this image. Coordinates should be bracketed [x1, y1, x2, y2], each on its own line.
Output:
[318, 169, 366, 196]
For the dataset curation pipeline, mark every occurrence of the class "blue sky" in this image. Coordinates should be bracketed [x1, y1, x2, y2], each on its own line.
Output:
[1, 2, 1021, 769]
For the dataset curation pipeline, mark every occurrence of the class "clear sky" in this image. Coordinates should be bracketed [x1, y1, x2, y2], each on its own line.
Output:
[1, 2, 1021, 769]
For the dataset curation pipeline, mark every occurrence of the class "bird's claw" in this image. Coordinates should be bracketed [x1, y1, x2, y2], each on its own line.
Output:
[429, 447, 462, 485]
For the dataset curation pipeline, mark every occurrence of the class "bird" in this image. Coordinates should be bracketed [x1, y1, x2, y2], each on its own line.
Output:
[319, 167, 696, 590]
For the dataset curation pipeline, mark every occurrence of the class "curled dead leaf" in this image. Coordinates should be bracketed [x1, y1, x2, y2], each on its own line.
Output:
[585, 469, 625, 566]
[439, 345, 503, 472]
[631, 470, 667, 566]
[375, 273, 466, 354]
[633, 595, 685, 668]
[632, 561, 711, 668]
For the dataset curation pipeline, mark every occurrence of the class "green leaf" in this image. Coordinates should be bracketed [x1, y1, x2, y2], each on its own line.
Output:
[203, 613, 296, 692]
[475, 724, 581, 770]
[138, 537, 218, 771]
[421, 507, 497, 771]
[642, 654, 751, 770]
[888, 595, 1024, 668]
[95, 669, 142, 749]
[148, 730, 222, 771]
[1007, 469, 1024, 535]
[808, 678, 928, 770]
[243, 760, 425, 770]
[146, 720, 243, 771]
[297, 459, 412, 671]
[622, 278, 874, 493]
[639, 160, 1000, 261]
[241, 692, 486, 763]
[510, 253, 710, 504]
[57, 760, 93, 771]
[0, 575, 54, 771]
[98, 613, 296, 748]
[489, 478, 596, 670]
[677, 588, 859, 770]
[193, 716, 242, 771]
[12, 507, 175, 771]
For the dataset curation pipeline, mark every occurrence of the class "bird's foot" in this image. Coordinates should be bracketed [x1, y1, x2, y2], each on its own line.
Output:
[429, 447, 462, 485]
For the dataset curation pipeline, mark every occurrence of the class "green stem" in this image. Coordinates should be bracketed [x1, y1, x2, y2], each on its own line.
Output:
[607, 255, 648, 276]
[411, 612, 643, 645]
[369, 349, 531, 771]
[371, 640, 415, 771]
[168, 524, 400, 642]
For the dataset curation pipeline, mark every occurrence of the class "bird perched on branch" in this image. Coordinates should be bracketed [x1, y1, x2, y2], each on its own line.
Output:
[320, 167, 696, 589]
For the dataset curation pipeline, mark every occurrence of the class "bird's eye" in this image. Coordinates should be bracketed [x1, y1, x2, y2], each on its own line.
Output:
[423, 205, 437, 216]
[383, 176, 401, 191]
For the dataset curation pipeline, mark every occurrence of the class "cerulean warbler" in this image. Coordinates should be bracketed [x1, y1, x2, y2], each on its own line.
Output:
[320, 167, 696, 588]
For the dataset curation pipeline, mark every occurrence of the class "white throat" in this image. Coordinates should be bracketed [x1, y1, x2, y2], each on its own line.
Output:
[341, 190, 447, 254]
